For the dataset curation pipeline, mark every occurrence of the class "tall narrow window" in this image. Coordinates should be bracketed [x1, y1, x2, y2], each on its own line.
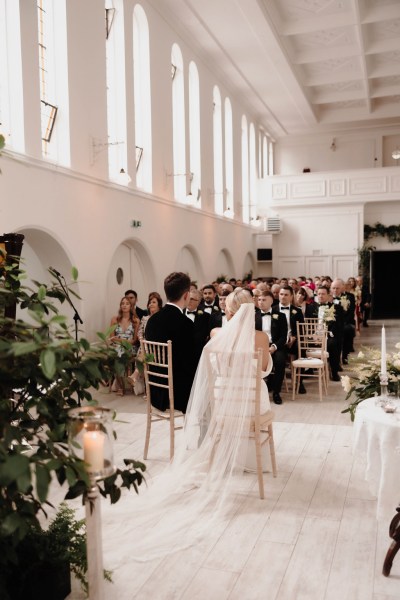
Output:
[37, 0, 70, 164]
[213, 86, 223, 215]
[224, 97, 233, 217]
[171, 43, 185, 202]
[0, 0, 24, 152]
[188, 61, 201, 206]
[249, 122, 257, 223]
[106, 0, 127, 181]
[262, 135, 269, 177]
[269, 139, 274, 175]
[241, 115, 249, 224]
[133, 4, 152, 192]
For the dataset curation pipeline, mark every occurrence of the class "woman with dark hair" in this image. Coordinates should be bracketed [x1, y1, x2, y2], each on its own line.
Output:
[129, 291, 163, 394]
[109, 297, 139, 395]
[295, 286, 310, 314]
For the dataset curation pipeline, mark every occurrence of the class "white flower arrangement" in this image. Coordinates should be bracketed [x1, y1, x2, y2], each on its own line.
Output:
[340, 296, 350, 311]
[342, 344, 400, 420]
[320, 304, 336, 323]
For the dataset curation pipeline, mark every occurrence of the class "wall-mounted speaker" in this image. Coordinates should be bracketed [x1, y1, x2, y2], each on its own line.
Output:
[257, 248, 272, 261]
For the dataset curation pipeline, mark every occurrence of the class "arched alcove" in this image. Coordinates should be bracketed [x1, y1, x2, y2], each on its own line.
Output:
[242, 252, 256, 279]
[15, 227, 78, 325]
[106, 239, 156, 316]
[215, 248, 235, 280]
[174, 244, 204, 285]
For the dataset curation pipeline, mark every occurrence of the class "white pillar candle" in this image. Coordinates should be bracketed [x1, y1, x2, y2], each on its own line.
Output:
[381, 325, 387, 375]
[84, 430, 105, 472]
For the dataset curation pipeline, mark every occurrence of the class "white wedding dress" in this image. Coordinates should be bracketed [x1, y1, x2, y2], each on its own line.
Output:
[101, 303, 274, 571]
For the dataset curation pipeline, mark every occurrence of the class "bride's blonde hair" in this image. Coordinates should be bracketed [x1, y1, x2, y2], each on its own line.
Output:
[225, 289, 253, 315]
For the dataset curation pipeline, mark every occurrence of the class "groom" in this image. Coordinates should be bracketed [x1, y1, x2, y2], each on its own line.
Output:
[145, 272, 197, 413]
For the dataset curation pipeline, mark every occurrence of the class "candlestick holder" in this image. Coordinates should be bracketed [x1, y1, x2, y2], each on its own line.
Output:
[380, 372, 389, 403]
[68, 407, 116, 600]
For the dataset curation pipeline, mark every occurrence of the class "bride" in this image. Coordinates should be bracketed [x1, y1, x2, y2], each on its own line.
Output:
[102, 289, 274, 568]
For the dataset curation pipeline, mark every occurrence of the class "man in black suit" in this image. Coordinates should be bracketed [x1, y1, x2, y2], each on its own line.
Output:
[184, 289, 210, 363]
[125, 289, 148, 320]
[255, 291, 288, 405]
[209, 289, 228, 332]
[145, 272, 197, 413]
[278, 285, 306, 394]
[199, 284, 220, 314]
[305, 285, 344, 381]
[331, 278, 355, 365]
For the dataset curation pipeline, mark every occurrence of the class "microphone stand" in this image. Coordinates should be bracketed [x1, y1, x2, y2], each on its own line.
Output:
[50, 268, 83, 342]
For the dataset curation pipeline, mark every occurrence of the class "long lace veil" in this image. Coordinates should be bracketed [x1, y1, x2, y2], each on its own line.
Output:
[102, 302, 259, 565]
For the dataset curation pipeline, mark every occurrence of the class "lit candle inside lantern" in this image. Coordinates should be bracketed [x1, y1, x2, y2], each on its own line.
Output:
[381, 325, 387, 375]
[83, 430, 105, 472]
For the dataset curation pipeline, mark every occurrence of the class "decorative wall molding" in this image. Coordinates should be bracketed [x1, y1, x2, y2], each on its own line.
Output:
[259, 166, 400, 209]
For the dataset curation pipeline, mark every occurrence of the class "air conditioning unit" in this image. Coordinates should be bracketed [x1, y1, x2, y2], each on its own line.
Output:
[266, 217, 281, 234]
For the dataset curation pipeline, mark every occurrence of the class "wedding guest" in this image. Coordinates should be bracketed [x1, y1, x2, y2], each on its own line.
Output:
[109, 297, 139, 395]
[357, 276, 372, 327]
[125, 289, 147, 320]
[199, 284, 219, 314]
[270, 283, 281, 306]
[295, 286, 308, 314]
[331, 278, 355, 365]
[184, 289, 210, 362]
[209, 289, 229, 331]
[145, 272, 197, 413]
[129, 292, 163, 395]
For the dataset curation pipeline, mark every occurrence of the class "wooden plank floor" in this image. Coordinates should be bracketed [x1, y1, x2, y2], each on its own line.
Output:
[66, 320, 400, 599]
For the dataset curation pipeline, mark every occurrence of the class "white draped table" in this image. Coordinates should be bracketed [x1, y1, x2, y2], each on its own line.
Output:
[353, 396, 400, 520]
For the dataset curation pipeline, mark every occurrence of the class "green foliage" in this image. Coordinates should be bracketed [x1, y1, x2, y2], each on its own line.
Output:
[364, 222, 400, 244]
[215, 274, 228, 283]
[0, 258, 146, 594]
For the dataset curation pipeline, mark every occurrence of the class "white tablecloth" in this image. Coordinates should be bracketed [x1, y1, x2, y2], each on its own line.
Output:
[353, 396, 400, 520]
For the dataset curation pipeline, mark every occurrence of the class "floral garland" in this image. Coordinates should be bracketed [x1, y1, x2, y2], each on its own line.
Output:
[341, 343, 400, 421]
[364, 222, 400, 244]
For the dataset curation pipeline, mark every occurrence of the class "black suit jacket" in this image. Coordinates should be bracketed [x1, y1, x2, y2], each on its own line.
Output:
[145, 304, 197, 413]
[255, 309, 288, 350]
[198, 297, 220, 313]
[305, 302, 344, 339]
[333, 292, 355, 327]
[185, 308, 210, 363]
[209, 309, 225, 332]
[136, 306, 148, 320]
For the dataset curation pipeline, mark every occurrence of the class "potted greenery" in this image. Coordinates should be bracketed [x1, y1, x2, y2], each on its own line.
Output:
[0, 252, 146, 599]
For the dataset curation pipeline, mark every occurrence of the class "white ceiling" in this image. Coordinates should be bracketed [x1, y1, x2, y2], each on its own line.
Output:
[154, 0, 400, 139]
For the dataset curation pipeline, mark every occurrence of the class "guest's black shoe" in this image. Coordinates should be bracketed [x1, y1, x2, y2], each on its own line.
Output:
[331, 373, 341, 382]
[273, 392, 283, 405]
[338, 366, 343, 372]
[298, 382, 307, 394]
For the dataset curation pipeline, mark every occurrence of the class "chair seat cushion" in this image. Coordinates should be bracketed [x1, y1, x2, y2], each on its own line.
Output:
[292, 358, 323, 367]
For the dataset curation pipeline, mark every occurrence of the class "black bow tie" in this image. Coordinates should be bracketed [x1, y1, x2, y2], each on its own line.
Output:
[281, 306, 289, 310]
[319, 303, 328, 307]
[261, 311, 271, 316]
[187, 310, 197, 315]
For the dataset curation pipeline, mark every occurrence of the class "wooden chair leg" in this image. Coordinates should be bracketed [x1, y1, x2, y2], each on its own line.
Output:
[318, 369, 323, 402]
[292, 368, 297, 400]
[169, 413, 175, 461]
[254, 428, 264, 499]
[268, 423, 277, 477]
[143, 402, 152, 459]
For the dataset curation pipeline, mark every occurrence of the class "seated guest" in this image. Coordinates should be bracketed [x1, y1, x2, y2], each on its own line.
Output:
[145, 272, 197, 413]
[295, 286, 309, 315]
[184, 289, 210, 362]
[305, 285, 344, 381]
[209, 289, 229, 331]
[270, 283, 281, 306]
[255, 291, 288, 405]
[125, 289, 148, 320]
[199, 284, 220, 314]
[129, 292, 163, 394]
[109, 297, 139, 395]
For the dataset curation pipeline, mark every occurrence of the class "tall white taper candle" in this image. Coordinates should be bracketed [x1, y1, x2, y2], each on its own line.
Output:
[381, 325, 387, 375]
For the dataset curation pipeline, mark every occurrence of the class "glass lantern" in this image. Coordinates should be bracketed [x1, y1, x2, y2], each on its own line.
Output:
[68, 407, 115, 479]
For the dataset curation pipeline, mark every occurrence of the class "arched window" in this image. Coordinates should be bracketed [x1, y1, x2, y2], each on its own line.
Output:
[106, 0, 127, 181]
[171, 43, 186, 202]
[133, 4, 152, 192]
[224, 97, 233, 217]
[37, 0, 70, 165]
[188, 61, 201, 206]
[213, 86, 223, 215]
[241, 115, 249, 224]
[0, 0, 24, 152]
[249, 122, 257, 223]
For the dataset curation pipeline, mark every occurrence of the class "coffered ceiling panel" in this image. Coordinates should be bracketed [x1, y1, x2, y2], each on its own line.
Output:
[153, 0, 400, 137]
